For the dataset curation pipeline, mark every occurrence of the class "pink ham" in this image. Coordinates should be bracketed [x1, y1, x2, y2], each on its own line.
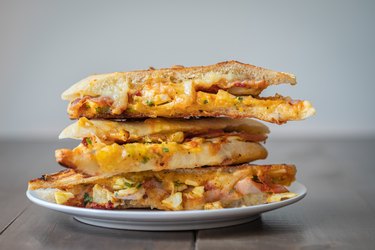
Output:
[234, 177, 262, 195]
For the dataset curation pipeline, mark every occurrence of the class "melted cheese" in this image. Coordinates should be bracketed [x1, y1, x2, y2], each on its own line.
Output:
[58, 136, 267, 176]
[59, 117, 269, 143]
[63, 72, 245, 113]
[41, 165, 296, 210]
[162, 192, 183, 210]
[92, 184, 115, 204]
[67, 87, 315, 124]
[267, 192, 297, 203]
[62, 73, 130, 114]
[54, 190, 74, 204]
[136, 90, 314, 122]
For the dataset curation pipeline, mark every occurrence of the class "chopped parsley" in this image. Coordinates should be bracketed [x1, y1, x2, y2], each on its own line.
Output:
[236, 96, 244, 102]
[124, 182, 133, 188]
[95, 106, 110, 114]
[141, 156, 150, 163]
[145, 100, 154, 106]
[127, 107, 134, 112]
[82, 137, 92, 147]
[162, 147, 169, 153]
[203, 100, 208, 104]
[85, 137, 92, 145]
[83, 192, 93, 206]
[124, 181, 142, 189]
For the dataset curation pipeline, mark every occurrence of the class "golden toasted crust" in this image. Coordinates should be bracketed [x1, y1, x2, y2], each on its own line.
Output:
[112, 61, 296, 84]
[62, 60, 296, 101]
[117, 60, 296, 86]
[55, 149, 75, 169]
[28, 164, 296, 190]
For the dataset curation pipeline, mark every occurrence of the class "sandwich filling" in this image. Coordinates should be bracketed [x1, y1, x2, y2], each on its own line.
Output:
[56, 135, 267, 176]
[30, 164, 297, 211]
[59, 117, 269, 144]
[67, 91, 314, 124]
[56, 118, 269, 176]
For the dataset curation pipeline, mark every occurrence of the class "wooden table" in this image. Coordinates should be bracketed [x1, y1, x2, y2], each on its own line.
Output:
[1, 138, 374, 249]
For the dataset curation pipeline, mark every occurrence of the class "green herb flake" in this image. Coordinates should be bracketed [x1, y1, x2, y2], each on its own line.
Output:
[145, 100, 154, 106]
[126, 107, 134, 113]
[85, 137, 92, 145]
[83, 192, 93, 206]
[135, 182, 142, 189]
[162, 147, 169, 153]
[141, 156, 150, 164]
[95, 106, 110, 114]
[236, 96, 244, 102]
[203, 100, 208, 104]
[124, 182, 133, 188]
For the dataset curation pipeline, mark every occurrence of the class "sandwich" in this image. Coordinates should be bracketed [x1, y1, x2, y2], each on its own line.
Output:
[56, 117, 268, 176]
[62, 61, 315, 124]
[29, 164, 297, 210]
[28, 61, 315, 211]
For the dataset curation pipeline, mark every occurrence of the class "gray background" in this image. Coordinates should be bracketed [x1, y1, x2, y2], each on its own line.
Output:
[1, 0, 374, 139]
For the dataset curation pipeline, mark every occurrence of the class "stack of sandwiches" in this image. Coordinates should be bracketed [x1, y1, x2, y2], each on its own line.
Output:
[28, 61, 315, 211]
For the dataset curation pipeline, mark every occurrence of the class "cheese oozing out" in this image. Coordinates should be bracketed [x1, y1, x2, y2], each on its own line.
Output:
[56, 135, 268, 176]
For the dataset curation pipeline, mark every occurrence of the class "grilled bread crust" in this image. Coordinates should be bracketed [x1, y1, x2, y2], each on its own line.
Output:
[62, 60, 297, 101]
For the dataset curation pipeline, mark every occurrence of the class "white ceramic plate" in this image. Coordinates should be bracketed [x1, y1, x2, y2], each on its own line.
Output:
[26, 181, 306, 231]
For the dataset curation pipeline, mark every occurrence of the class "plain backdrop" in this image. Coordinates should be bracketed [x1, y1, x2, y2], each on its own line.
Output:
[0, 0, 374, 139]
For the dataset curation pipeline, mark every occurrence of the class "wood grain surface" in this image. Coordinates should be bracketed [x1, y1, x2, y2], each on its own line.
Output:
[0, 138, 374, 249]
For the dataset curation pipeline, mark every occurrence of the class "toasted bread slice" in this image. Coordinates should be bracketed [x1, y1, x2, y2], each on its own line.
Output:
[55, 136, 267, 176]
[62, 61, 314, 123]
[29, 164, 297, 210]
[59, 117, 269, 144]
